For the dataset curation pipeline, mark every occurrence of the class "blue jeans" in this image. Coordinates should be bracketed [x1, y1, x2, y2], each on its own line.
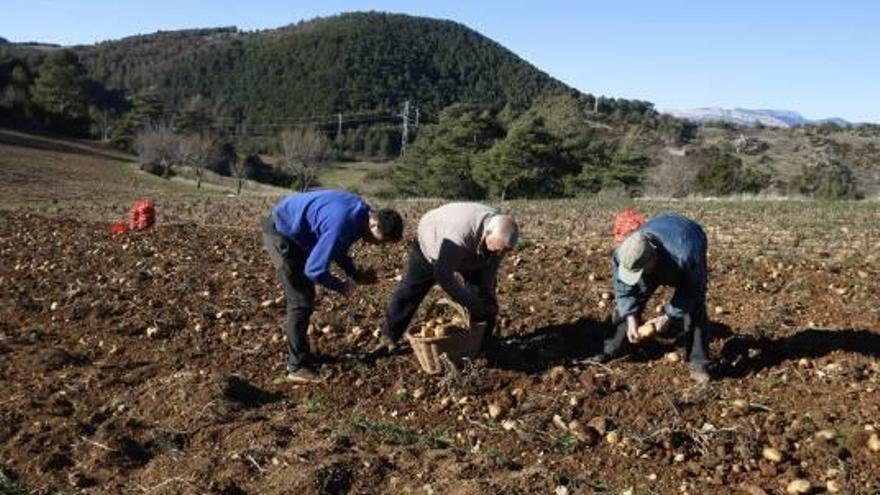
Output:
[603, 302, 711, 367]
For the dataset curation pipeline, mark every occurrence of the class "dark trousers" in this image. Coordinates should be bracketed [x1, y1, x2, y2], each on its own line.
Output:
[603, 302, 711, 367]
[383, 240, 495, 345]
[262, 216, 316, 371]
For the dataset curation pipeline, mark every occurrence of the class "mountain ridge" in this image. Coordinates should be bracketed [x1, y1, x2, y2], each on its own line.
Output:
[665, 106, 857, 128]
[5, 12, 579, 124]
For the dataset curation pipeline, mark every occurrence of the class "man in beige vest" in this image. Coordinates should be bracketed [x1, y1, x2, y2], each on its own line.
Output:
[378, 202, 519, 353]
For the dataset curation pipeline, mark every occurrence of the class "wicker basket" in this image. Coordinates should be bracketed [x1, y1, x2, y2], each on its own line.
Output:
[406, 321, 487, 374]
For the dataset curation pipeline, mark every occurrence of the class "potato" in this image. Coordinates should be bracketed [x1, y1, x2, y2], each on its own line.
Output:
[786, 479, 811, 494]
[637, 322, 656, 339]
[762, 447, 783, 463]
[868, 433, 880, 452]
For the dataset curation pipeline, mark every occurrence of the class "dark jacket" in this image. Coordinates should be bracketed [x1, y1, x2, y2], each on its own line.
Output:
[612, 214, 708, 319]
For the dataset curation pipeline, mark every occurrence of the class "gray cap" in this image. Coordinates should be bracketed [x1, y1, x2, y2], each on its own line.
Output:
[617, 231, 656, 285]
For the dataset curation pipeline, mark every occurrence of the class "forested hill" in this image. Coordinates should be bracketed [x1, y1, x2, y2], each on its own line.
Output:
[69, 12, 571, 123]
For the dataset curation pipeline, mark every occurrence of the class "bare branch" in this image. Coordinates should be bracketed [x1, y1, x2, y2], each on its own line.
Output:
[277, 127, 335, 191]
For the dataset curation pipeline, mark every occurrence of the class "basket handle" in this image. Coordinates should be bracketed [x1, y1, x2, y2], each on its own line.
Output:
[435, 297, 470, 326]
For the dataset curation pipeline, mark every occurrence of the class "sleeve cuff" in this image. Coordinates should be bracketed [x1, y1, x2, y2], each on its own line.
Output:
[664, 303, 687, 319]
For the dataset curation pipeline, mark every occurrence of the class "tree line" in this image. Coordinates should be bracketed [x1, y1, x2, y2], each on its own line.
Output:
[1, 11, 873, 199]
[392, 94, 685, 199]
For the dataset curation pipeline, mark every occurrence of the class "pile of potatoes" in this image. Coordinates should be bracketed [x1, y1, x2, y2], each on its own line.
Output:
[412, 298, 472, 338]
[415, 316, 468, 338]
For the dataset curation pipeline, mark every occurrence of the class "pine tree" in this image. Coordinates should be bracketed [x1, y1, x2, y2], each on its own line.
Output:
[30, 50, 89, 129]
[391, 104, 500, 198]
[473, 114, 572, 199]
[111, 86, 165, 149]
[176, 94, 213, 134]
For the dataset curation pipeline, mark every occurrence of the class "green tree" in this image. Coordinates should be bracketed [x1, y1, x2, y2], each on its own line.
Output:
[129, 86, 163, 126]
[392, 104, 501, 198]
[693, 146, 770, 195]
[604, 128, 652, 192]
[30, 50, 89, 130]
[473, 114, 573, 199]
[111, 86, 165, 149]
[0, 63, 33, 123]
[176, 94, 214, 134]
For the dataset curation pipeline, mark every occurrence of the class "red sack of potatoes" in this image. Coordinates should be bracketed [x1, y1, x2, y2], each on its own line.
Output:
[129, 198, 156, 231]
[613, 208, 646, 244]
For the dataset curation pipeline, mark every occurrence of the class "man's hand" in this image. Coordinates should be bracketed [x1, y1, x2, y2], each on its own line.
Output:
[353, 267, 378, 285]
[341, 278, 357, 298]
[626, 315, 641, 344]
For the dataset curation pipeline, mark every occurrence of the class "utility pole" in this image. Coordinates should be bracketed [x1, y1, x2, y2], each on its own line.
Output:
[399, 100, 410, 156]
[336, 113, 342, 142]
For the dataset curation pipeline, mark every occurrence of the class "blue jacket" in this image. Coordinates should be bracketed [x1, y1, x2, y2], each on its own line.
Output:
[272, 190, 369, 293]
[612, 214, 708, 319]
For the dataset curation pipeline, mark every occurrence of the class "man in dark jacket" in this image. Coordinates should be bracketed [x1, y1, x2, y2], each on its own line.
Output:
[379, 202, 519, 352]
[262, 190, 403, 383]
[595, 213, 713, 383]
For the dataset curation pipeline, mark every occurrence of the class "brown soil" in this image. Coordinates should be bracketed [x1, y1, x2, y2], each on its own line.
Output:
[1, 135, 879, 494]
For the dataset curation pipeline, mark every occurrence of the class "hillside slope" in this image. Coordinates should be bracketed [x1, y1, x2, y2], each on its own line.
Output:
[67, 13, 572, 123]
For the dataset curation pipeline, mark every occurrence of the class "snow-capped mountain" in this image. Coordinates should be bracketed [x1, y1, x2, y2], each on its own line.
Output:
[664, 107, 852, 128]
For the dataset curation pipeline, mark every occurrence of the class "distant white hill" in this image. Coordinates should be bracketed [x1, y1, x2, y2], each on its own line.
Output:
[665, 107, 852, 128]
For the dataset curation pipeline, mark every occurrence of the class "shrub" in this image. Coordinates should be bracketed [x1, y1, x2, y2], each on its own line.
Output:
[693, 147, 770, 195]
[792, 160, 862, 200]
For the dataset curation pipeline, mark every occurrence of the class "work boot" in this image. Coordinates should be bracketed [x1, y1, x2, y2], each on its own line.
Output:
[368, 335, 399, 358]
[689, 364, 711, 385]
[285, 365, 321, 384]
[572, 352, 610, 366]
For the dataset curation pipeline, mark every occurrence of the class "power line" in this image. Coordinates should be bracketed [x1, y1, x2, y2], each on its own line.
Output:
[194, 104, 420, 138]
[211, 109, 396, 123]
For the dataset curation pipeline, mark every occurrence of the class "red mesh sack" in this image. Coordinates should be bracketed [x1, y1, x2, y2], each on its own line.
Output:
[130, 198, 156, 231]
[613, 208, 646, 244]
[109, 222, 129, 235]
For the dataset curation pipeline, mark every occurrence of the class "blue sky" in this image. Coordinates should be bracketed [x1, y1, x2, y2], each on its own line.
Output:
[3, 0, 878, 122]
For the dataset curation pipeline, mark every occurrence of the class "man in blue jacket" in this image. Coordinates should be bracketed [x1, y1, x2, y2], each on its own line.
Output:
[595, 213, 713, 383]
[262, 190, 403, 383]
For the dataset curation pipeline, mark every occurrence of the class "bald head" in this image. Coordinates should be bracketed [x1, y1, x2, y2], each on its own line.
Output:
[484, 214, 519, 254]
